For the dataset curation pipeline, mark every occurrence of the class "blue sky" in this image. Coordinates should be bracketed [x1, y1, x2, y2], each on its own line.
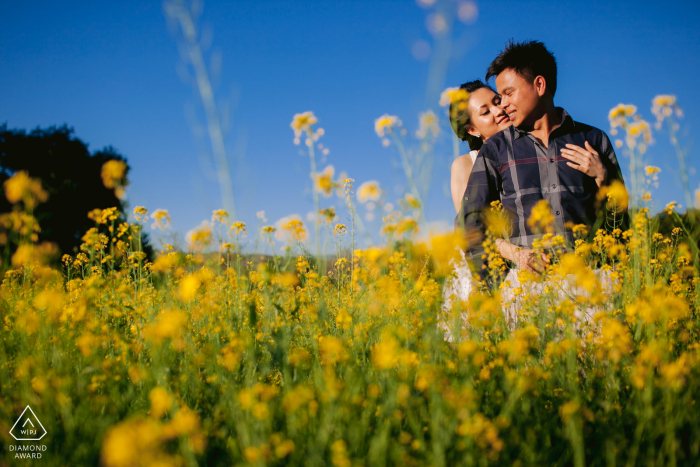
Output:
[2, 0, 699, 248]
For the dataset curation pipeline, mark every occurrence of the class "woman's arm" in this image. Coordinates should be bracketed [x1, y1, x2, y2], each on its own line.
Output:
[450, 154, 475, 213]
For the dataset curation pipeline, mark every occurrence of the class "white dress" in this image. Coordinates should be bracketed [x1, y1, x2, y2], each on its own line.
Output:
[440, 150, 478, 342]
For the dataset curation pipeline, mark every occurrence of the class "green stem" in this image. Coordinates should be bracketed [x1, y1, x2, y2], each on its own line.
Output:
[667, 117, 693, 209]
[392, 132, 426, 223]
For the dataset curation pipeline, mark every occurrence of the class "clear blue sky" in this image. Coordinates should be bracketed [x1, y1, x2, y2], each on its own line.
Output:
[2, 0, 699, 247]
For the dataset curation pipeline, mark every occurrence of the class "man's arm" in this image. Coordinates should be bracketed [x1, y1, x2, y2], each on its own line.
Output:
[455, 146, 501, 280]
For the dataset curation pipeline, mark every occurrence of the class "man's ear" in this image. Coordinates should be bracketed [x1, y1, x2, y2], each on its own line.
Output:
[534, 76, 547, 97]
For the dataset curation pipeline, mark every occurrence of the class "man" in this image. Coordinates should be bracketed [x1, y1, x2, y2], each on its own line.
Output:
[457, 40, 626, 283]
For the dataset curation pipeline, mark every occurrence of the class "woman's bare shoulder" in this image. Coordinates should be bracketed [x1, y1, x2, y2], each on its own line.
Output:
[451, 153, 475, 173]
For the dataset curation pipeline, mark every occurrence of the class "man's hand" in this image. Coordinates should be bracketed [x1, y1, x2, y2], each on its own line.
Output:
[496, 239, 550, 273]
[561, 141, 608, 187]
[513, 247, 550, 273]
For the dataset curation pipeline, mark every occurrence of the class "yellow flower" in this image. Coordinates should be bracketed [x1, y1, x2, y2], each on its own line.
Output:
[357, 180, 382, 203]
[427, 231, 467, 276]
[651, 94, 682, 124]
[664, 201, 679, 216]
[272, 272, 299, 288]
[143, 309, 188, 343]
[313, 165, 336, 197]
[319, 207, 337, 223]
[371, 334, 399, 370]
[211, 209, 229, 223]
[101, 160, 127, 198]
[404, 192, 421, 209]
[627, 120, 653, 144]
[4, 171, 49, 209]
[318, 336, 347, 365]
[557, 253, 597, 292]
[76, 333, 99, 357]
[596, 318, 632, 362]
[416, 110, 439, 139]
[149, 387, 173, 419]
[659, 353, 691, 390]
[290, 111, 317, 139]
[186, 220, 213, 252]
[230, 221, 247, 236]
[374, 114, 401, 137]
[12, 242, 59, 267]
[644, 166, 661, 176]
[597, 180, 629, 211]
[133, 206, 148, 222]
[150, 209, 171, 230]
[275, 440, 295, 458]
[559, 401, 580, 423]
[274, 215, 307, 243]
[282, 384, 314, 413]
[526, 199, 555, 233]
[179, 274, 201, 302]
[394, 216, 419, 239]
[439, 86, 470, 107]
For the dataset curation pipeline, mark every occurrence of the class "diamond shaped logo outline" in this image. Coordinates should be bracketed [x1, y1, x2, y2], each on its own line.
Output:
[9, 406, 47, 441]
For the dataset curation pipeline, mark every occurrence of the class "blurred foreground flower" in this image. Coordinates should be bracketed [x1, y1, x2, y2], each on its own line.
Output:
[357, 181, 382, 203]
[527, 199, 555, 233]
[374, 115, 401, 137]
[291, 111, 324, 145]
[439, 86, 469, 107]
[4, 171, 48, 210]
[416, 110, 439, 139]
[608, 104, 637, 130]
[151, 209, 171, 230]
[290, 111, 317, 139]
[275, 215, 307, 243]
[427, 231, 468, 276]
[312, 165, 336, 197]
[651, 94, 683, 128]
[101, 160, 127, 198]
[597, 180, 629, 212]
[12, 242, 59, 267]
[186, 221, 213, 252]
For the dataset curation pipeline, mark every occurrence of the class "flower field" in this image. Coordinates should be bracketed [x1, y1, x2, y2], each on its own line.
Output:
[1, 98, 700, 467]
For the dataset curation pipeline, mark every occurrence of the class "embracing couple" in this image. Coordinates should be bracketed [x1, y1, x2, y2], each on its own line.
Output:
[441, 40, 626, 341]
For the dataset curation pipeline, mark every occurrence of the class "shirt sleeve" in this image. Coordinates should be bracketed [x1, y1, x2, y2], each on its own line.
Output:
[455, 144, 501, 279]
[598, 131, 624, 184]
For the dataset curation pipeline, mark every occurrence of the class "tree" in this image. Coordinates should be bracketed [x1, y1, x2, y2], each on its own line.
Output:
[0, 124, 153, 260]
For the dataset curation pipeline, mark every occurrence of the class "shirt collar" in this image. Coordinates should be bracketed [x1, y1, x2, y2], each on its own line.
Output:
[513, 107, 573, 140]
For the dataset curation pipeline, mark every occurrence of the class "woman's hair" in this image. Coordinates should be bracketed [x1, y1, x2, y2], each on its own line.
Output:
[449, 80, 495, 151]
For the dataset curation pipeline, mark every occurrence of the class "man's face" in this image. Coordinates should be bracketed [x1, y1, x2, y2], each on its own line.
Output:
[495, 68, 540, 128]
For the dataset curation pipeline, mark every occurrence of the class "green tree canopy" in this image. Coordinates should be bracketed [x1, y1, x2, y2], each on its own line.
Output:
[0, 124, 153, 260]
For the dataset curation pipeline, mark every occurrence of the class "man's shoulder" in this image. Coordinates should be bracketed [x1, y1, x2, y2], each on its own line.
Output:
[480, 127, 513, 157]
[569, 119, 609, 139]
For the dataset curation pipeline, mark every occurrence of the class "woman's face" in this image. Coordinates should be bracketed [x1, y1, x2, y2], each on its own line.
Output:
[467, 87, 511, 141]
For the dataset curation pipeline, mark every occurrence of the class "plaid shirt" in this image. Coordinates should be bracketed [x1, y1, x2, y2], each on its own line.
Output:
[456, 108, 626, 278]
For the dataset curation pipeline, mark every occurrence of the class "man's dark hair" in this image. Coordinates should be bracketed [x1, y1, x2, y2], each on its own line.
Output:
[449, 80, 495, 151]
[485, 40, 557, 97]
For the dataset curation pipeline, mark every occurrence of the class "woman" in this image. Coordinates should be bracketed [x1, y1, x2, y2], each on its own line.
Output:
[441, 80, 513, 341]
[448, 80, 540, 271]
[449, 80, 512, 213]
